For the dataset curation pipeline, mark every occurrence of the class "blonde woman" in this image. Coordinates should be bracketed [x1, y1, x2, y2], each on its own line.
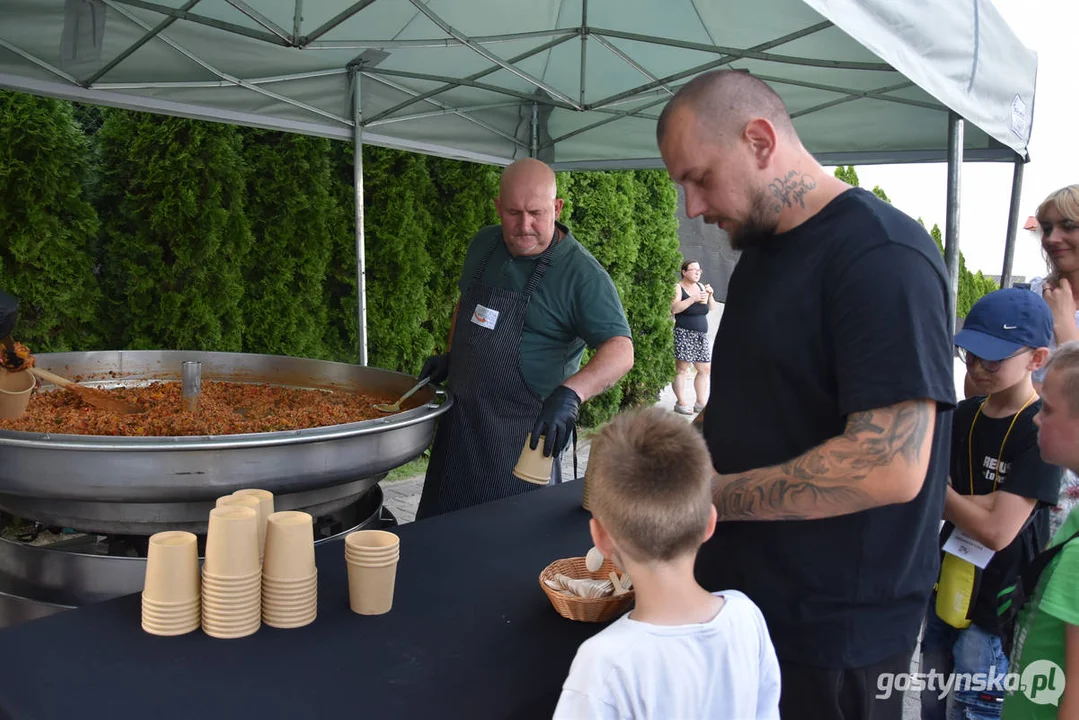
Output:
[671, 260, 714, 415]
[1031, 184, 1079, 535]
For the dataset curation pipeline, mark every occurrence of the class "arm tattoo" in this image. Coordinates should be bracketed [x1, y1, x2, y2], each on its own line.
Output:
[713, 400, 933, 520]
[768, 171, 817, 213]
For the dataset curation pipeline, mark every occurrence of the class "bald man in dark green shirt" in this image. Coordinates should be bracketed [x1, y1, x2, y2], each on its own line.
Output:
[416, 159, 633, 519]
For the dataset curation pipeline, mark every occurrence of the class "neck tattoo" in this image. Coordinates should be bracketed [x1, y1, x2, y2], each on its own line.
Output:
[768, 170, 817, 213]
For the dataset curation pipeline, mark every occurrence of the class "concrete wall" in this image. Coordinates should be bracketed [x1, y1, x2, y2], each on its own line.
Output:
[674, 186, 740, 301]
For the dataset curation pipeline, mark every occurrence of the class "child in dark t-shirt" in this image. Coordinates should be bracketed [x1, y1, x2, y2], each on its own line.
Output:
[922, 289, 1062, 720]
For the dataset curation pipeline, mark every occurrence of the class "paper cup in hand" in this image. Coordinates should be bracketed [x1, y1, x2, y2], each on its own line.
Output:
[513, 433, 554, 485]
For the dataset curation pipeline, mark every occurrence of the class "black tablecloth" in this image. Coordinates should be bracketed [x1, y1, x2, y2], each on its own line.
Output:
[0, 481, 604, 720]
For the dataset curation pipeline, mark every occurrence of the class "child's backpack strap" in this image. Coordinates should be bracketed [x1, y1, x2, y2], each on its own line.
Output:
[1019, 528, 1079, 601]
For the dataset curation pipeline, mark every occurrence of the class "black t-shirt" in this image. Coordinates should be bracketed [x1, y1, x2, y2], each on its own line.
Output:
[697, 187, 957, 669]
[947, 397, 1062, 633]
[674, 285, 709, 332]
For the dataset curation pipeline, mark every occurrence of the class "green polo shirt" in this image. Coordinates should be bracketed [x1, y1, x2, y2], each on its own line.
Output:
[457, 223, 631, 400]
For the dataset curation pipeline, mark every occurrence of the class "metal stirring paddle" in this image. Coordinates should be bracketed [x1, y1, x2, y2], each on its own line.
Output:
[373, 376, 431, 413]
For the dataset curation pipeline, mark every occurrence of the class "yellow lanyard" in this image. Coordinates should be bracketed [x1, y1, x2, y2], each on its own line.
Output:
[968, 393, 1038, 494]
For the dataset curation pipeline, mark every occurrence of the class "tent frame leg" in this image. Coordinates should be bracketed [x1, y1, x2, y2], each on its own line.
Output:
[351, 67, 368, 366]
[944, 111, 963, 328]
[1000, 156, 1025, 289]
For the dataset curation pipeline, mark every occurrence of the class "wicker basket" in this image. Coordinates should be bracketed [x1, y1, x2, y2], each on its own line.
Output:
[539, 556, 634, 623]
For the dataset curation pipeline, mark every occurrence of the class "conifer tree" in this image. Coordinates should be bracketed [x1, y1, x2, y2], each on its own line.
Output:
[0, 91, 102, 350]
[96, 111, 252, 351]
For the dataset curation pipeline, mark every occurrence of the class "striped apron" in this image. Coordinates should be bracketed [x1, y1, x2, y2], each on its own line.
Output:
[416, 238, 562, 519]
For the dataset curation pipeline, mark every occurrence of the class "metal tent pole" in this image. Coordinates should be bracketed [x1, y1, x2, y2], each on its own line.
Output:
[944, 111, 964, 328]
[1000, 156, 1026, 289]
[530, 102, 538, 157]
[351, 66, 368, 366]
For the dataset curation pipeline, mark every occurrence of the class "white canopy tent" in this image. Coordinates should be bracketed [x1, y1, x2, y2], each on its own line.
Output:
[0, 0, 1039, 360]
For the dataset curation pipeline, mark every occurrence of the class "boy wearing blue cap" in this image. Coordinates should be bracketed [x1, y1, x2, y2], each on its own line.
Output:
[921, 288, 1063, 720]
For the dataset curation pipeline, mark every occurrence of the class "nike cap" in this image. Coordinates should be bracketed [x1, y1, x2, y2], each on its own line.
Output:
[953, 287, 1053, 361]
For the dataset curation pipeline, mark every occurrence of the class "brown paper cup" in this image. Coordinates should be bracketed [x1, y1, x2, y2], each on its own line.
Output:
[204, 505, 260, 578]
[512, 434, 553, 485]
[216, 494, 265, 557]
[262, 583, 317, 601]
[142, 596, 200, 614]
[202, 570, 262, 593]
[345, 551, 400, 568]
[344, 530, 400, 553]
[142, 604, 200, 621]
[201, 604, 261, 621]
[345, 548, 401, 565]
[201, 588, 261, 606]
[233, 489, 274, 556]
[141, 602, 200, 624]
[202, 617, 260, 639]
[0, 369, 34, 420]
[262, 511, 315, 581]
[346, 560, 398, 615]
[142, 616, 200, 636]
[263, 611, 317, 629]
[142, 531, 200, 605]
[141, 593, 201, 610]
[261, 569, 317, 588]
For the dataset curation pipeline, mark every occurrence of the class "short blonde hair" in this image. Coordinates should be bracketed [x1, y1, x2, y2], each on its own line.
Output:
[1044, 341, 1079, 416]
[1036, 185, 1079, 225]
[589, 408, 713, 561]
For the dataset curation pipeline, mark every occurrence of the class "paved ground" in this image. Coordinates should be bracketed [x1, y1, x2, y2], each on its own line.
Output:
[381, 301, 954, 718]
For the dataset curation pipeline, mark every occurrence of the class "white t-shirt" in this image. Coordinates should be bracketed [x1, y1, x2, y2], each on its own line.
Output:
[552, 590, 781, 720]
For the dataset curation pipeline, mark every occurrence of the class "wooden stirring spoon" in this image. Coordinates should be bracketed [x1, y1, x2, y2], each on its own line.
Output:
[29, 367, 144, 415]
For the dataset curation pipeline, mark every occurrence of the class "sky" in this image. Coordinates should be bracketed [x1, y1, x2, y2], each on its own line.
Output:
[852, 0, 1076, 282]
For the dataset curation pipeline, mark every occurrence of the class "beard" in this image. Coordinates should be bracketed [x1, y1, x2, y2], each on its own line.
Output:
[727, 186, 779, 251]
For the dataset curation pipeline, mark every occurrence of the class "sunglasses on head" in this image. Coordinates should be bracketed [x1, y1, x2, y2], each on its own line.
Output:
[956, 346, 1032, 373]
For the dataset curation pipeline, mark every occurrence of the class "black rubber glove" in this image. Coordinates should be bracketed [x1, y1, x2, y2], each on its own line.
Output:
[530, 385, 581, 458]
[419, 353, 451, 385]
[0, 290, 17, 340]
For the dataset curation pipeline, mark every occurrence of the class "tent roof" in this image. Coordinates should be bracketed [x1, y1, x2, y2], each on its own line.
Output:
[0, 0, 1038, 169]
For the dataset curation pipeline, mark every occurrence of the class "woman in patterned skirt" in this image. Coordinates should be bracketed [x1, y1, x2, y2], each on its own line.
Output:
[671, 259, 714, 415]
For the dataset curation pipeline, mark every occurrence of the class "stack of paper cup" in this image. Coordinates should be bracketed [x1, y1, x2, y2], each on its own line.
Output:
[232, 489, 274, 558]
[344, 530, 400, 615]
[261, 511, 317, 629]
[216, 493, 265, 559]
[141, 531, 201, 636]
[202, 506, 261, 639]
[512, 433, 553, 485]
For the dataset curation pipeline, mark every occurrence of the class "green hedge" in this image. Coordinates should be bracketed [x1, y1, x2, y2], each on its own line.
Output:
[240, 129, 336, 359]
[0, 91, 101, 351]
[96, 110, 252, 350]
[0, 94, 684, 427]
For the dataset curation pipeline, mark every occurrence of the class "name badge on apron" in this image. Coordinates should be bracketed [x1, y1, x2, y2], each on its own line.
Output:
[942, 528, 995, 569]
[470, 304, 500, 330]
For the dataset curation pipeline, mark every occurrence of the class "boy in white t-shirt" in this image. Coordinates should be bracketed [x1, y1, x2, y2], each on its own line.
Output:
[553, 407, 780, 720]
